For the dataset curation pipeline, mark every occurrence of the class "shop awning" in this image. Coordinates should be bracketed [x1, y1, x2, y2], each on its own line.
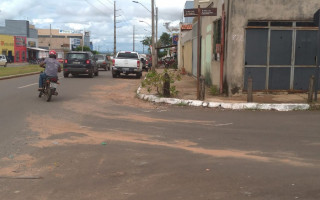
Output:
[27, 47, 49, 52]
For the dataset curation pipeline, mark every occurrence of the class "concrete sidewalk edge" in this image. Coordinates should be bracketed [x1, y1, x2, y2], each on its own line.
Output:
[136, 86, 311, 111]
[0, 72, 40, 80]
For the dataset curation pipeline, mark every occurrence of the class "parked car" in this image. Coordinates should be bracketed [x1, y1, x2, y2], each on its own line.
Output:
[57, 58, 64, 63]
[139, 54, 148, 71]
[147, 55, 152, 68]
[95, 54, 110, 71]
[5, 55, 12, 63]
[112, 51, 142, 78]
[63, 51, 98, 78]
[0, 55, 7, 67]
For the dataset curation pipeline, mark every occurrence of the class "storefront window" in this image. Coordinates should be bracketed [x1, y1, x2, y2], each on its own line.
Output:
[213, 19, 222, 61]
[22, 51, 25, 61]
[16, 51, 20, 62]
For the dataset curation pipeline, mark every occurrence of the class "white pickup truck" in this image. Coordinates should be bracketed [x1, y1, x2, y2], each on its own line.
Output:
[112, 51, 142, 78]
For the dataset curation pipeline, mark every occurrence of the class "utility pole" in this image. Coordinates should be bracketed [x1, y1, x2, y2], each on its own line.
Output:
[155, 7, 158, 67]
[197, 5, 201, 99]
[133, 25, 135, 52]
[151, 0, 155, 71]
[49, 24, 52, 50]
[114, 0, 117, 57]
[315, 10, 320, 101]
[82, 28, 84, 51]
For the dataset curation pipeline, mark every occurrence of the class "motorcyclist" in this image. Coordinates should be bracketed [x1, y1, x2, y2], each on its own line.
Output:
[38, 50, 61, 91]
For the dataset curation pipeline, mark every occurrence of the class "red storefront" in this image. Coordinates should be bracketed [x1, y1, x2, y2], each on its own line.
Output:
[14, 36, 27, 63]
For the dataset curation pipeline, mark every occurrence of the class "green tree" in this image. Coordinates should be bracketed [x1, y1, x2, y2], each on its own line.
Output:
[157, 50, 167, 59]
[159, 32, 172, 47]
[74, 46, 91, 52]
[74, 46, 99, 54]
[141, 36, 151, 46]
[141, 36, 152, 53]
[91, 50, 99, 55]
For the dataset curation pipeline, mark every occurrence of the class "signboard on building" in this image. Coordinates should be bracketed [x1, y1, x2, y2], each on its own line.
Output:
[201, 8, 217, 16]
[181, 24, 193, 31]
[0, 35, 15, 57]
[14, 36, 27, 62]
[15, 36, 26, 47]
[184, 9, 198, 17]
[172, 34, 179, 45]
[59, 29, 83, 34]
[0, 40, 14, 48]
[184, 8, 217, 17]
[28, 41, 36, 47]
[70, 38, 81, 50]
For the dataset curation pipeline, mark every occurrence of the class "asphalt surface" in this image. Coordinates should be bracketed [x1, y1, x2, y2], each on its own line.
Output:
[0, 70, 320, 200]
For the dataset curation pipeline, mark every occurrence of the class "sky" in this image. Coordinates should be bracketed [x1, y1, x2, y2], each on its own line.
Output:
[0, 0, 188, 53]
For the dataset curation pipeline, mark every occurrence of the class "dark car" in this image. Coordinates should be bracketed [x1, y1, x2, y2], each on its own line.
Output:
[63, 51, 98, 78]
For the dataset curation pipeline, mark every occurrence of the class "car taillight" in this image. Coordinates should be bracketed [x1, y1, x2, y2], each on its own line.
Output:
[103, 61, 106, 64]
[86, 60, 90, 64]
[137, 60, 140, 68]
[112, 59, 115, 66]
[64, 59, 68, 64]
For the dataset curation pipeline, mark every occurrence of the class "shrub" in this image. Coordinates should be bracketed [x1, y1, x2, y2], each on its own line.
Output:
[210, 85, 219, 95]
[141, 69, 181, 97]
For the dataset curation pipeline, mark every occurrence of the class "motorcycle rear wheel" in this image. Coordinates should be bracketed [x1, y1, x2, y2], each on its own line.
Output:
[45, 86, 52, 102]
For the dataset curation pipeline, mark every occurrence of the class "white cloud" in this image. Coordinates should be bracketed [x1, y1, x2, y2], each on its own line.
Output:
[0, 0, 188, 52]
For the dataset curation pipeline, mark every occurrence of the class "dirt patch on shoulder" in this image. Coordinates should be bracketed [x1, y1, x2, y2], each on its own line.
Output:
[89, 81, 157, 109]
[24, 114, 317, 168]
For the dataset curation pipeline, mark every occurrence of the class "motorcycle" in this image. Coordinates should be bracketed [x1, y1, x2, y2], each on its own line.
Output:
[38, 76, 59, 102]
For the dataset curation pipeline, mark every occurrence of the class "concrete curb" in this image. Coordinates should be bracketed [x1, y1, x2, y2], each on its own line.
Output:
[136, 86, 311, 111]
[0, 72, 41, 80]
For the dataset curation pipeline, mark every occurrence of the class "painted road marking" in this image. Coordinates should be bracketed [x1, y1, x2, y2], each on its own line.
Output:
[214, 123, 233, 127]
[18, 83, 38, 89]
[18, 77, 63, 89]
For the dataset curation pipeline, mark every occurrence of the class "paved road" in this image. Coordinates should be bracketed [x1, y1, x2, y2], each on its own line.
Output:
[0, 71, 320, 200]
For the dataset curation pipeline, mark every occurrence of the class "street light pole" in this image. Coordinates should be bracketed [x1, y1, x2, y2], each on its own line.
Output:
[114, 0, 117, 57]
[196, 5, 201, 100]
[139, 20, 151, 27]
[133, 25, 135, 52]
[155, 7, 158, 68]
[82, 28, 84, 51]
[151, 0, 155, 71]
[132, 1, 151, 12]
[315, 12, 320, 101]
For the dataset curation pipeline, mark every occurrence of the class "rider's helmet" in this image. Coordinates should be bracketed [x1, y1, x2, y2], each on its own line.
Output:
[49, 50, 57, 59]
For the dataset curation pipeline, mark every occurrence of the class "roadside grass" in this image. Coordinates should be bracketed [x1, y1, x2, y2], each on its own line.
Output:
[0, 65, 42, 77]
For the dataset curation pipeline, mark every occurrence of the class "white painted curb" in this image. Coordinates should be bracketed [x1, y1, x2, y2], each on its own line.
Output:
[136, 86, 310, 111]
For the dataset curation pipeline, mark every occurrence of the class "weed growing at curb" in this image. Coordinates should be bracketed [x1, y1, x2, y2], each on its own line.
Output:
[141, 69, 181, 97]
[177, 102, 188, 106]
[209, 85, 219, 96]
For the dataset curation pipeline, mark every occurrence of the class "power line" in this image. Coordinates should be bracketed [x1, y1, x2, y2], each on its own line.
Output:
[84, 0, 109, 15]
[103, 0, 114, 6]
[96, 0, 113, 11]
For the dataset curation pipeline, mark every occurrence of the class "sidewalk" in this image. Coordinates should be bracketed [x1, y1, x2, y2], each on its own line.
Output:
[137, 68, 320, 111]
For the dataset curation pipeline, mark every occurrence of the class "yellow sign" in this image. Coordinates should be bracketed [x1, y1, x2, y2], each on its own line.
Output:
[0, 34, 15, 55]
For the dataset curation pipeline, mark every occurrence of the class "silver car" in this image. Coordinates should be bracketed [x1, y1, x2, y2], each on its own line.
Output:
[95, 54, 110, 71]
[0, 55, 7, 67]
